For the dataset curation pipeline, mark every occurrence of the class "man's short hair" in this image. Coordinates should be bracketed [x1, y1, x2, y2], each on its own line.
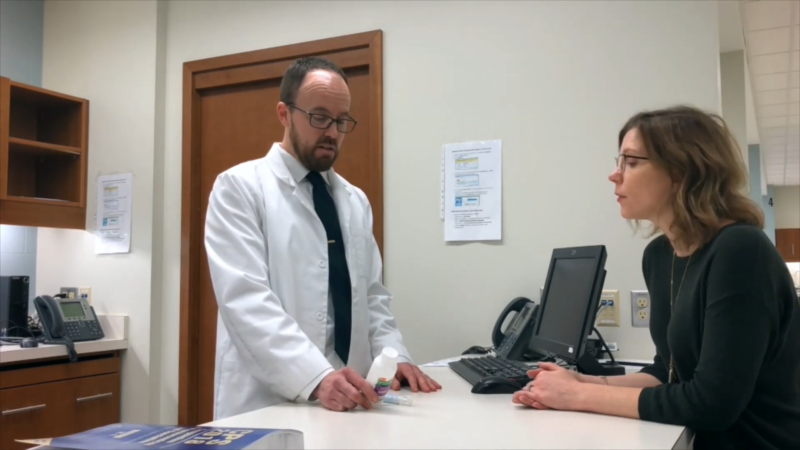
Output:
[279, 56, 348, 105]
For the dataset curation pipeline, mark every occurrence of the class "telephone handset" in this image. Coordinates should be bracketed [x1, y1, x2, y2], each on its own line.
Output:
[492, 297, 539, 360]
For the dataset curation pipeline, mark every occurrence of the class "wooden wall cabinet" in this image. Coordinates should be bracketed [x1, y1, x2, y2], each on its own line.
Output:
[0, 352, 120, 450]
[0, 76, 89, 229]
[776, 228, 800, 263]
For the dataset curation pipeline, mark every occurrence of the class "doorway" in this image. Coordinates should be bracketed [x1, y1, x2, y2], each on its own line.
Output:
[178, 30, 384, 425]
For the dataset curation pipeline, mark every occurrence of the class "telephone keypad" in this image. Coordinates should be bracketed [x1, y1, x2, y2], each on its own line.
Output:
[65, 320, 104, 341]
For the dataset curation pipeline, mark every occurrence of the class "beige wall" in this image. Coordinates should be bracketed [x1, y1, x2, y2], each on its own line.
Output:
[774, 185, 800, 229]
[39, 0, 721, 423]
[39, 0, 163, 423]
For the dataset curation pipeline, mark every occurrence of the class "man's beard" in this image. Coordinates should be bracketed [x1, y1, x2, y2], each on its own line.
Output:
[289, 126, 339, 172]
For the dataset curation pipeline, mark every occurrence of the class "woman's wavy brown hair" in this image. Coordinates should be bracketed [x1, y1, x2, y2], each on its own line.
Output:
[620, 105, 764, 251]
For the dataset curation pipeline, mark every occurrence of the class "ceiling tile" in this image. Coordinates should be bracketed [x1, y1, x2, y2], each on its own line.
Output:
[759, 89, 791, 104]
[754, 72, 790, 90]
[763, 126, 789, 137]
[790, 88, 800, 103]
[792, 52, 800, 72]
[747, 27, 792, 55]
[794, 26, 800, 49]
[751, 52, 791, 75]
[759, 103, 791, 117]
[795, 1, 800, 25]
[761, 116, 789, 127]
[791, 72, 800, 88]
[744, 1, 794, 31]
[763, 136, 787, 147]
[791, 115, 800, 126]
[791, 103, 800, 115]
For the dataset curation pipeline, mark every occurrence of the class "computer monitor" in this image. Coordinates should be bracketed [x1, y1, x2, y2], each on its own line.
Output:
[527, 245, 607, 364]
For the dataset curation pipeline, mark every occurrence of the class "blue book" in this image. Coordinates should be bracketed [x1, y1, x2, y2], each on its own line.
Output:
[17, 423, 303, 450]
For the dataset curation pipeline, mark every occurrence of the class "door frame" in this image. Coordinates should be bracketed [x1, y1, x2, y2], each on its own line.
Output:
[179, 30, 383, 425]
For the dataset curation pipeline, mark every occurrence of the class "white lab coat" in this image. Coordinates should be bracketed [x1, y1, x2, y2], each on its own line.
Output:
[204, 143, 411, 420]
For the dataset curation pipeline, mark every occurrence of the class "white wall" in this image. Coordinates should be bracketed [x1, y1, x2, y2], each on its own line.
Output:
[720, 51, 749, 175]
[39, 0, 162, 424]
[35, 0, 721, 424]
[774, 186, 800, 228]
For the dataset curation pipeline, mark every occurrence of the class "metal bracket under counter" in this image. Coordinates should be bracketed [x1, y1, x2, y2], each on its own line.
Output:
[0, 315, 128, 365]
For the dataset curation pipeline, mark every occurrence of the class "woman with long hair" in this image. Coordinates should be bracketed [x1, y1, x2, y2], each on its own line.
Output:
[513, 106, 800, 450]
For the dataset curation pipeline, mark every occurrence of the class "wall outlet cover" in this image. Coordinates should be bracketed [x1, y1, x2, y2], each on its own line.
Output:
[597, 290, 621, 327]
[60, 287, 79, 299]
[631, 290, 651, 327]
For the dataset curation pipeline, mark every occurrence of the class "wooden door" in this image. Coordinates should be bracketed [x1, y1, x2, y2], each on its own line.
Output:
[776, 228, 800, 262]
[179, 31, 384, 425]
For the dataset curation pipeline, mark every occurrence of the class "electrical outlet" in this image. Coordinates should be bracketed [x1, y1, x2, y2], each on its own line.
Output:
[60, 286, 79, 299]
[79, 286, 92, 305]
[631, 290, 651, 327]
[596, 290, 620, 327]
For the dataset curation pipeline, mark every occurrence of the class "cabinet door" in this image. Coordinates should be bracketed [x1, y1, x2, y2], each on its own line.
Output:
[0, 381, 68, 450]
[67, 373, 120, 434]
[0, 373, 120, 449]
[776, 229, 800, 263]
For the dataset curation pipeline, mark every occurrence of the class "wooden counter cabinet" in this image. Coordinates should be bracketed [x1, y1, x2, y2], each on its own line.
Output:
[0, 76, 89, 229]
[0, 352, 121, 450]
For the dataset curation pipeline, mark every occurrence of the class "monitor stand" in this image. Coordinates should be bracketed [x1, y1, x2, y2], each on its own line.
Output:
[575, 352, 626, 376]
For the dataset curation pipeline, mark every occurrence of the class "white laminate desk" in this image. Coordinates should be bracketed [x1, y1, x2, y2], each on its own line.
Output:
[0, 315, 128, 364]
[205, 366, 691, 450]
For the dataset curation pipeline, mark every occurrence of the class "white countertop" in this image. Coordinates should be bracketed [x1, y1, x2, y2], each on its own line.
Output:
[0, 315, 128, 364]
[204, 366, 688, 450]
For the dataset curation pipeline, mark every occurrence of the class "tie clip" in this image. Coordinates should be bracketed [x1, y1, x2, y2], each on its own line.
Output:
[328, 240, 335, 244]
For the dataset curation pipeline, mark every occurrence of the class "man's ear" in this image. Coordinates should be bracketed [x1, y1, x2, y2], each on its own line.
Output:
[277, 102, 290, 127]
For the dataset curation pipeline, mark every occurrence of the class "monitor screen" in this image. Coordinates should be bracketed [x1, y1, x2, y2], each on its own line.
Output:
[536, 257, 597, 350]
[60, 301, 85, 318]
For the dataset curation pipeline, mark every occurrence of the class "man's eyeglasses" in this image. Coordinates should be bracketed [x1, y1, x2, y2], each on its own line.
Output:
[287, 103, 357, 134]
[614, 154, 649, 174]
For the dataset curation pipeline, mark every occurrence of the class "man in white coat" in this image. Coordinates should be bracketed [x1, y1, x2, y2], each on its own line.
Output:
[204, 57, 440, 420]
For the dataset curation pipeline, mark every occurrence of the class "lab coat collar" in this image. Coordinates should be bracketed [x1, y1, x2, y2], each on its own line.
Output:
[275, 144, 331, 187]
[266, 143, 353, 231]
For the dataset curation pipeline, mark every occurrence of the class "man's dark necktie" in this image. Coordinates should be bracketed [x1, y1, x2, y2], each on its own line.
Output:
[306, 171, 351, 364]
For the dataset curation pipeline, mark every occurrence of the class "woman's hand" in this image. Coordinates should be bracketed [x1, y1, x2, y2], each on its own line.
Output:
[512, 362, 585, 411]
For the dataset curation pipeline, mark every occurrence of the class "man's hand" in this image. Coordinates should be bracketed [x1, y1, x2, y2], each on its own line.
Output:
[512, 362, 584, 410]
[390, 362, 442, 393]
[312, 368, 381, 412]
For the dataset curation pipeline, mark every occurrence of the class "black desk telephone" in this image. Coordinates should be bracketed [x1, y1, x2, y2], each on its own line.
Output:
[491, 297, 539, 360]
[33, 295, 104, 362]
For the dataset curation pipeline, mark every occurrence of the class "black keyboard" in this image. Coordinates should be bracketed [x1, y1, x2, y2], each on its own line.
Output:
[449, 356, 534, 388]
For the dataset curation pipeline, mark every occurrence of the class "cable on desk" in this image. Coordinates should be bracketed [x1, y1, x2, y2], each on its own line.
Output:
[592, 326, 617, 365]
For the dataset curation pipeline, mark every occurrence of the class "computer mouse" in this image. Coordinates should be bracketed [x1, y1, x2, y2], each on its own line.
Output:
[471, 376, 523, 394]
[21, 338, 39, 348]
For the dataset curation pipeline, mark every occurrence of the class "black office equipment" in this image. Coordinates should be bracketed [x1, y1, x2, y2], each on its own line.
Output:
[34, 295, 104, 342]
[527, 245, 624, 376]
[492, 297, 539, 360]
[20, 337, 39, 348]
[0, 275, 30, 338]
[449, 355, 533, 393]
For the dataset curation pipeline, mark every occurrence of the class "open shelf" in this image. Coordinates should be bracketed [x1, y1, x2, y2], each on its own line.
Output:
[9, 83, 84, 148]
[1, 76, 89, 229]
[7, 145, 82, 202]
[9, 137, 81, 156]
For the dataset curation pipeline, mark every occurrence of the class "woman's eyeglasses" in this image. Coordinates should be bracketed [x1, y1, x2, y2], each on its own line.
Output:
[614, 154, 649, 174]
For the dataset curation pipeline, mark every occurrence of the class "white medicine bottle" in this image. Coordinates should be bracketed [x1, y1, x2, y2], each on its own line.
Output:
[365, 347, 398, 401]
